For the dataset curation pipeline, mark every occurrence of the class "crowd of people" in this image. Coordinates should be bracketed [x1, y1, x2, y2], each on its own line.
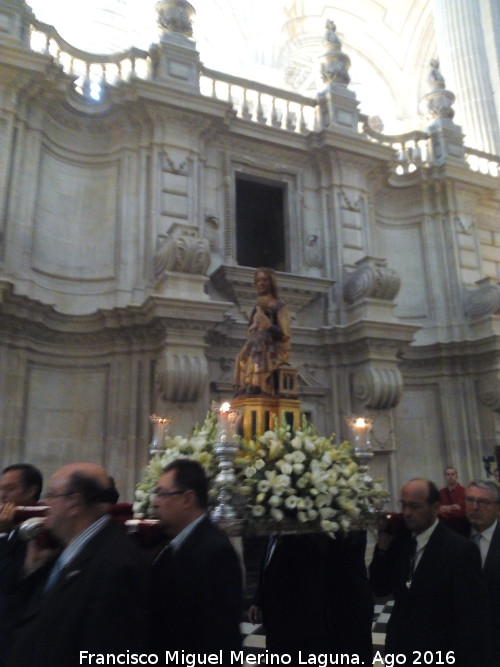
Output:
[0, 460, 498, 667]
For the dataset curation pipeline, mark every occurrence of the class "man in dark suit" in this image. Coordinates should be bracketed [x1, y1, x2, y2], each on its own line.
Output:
[369, 478, 493, 667]
[249, 533, 331, 655]
[4, 462, 148, 666]
[249, 530, 373, 662]
[0, 463, 44, 662]
[150, 459, 242, 660]
[0, 463, 43, 532]
[465, 480, 500, 665]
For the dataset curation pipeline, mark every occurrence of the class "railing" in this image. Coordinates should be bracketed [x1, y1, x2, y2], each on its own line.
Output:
[464, 146, 499, 178]
[29, 18, 151, 99]
[200, 66, 318, 134]
[25, 18, 499, 180]
[359, 117, 430, 175]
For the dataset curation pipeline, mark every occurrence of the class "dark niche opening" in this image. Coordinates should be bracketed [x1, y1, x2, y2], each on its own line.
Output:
[235, 174, 286, 271]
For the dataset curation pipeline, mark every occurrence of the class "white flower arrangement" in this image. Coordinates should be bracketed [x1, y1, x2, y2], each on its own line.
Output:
[133, 413, 218, 517]
[134, 414, 388, 536]
[235, 419, 388, 536]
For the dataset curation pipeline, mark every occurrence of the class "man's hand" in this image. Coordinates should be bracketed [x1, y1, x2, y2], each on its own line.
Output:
[0, 502, 17, 532]
[376, 529, 395, 552]
[248, 604, 262, 625]
[23, 538, 60, 576]
[439, 503, 461, 514]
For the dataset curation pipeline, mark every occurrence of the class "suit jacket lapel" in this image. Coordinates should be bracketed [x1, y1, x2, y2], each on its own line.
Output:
[406, 523, 443, 594]
[484, 522, 500, 577]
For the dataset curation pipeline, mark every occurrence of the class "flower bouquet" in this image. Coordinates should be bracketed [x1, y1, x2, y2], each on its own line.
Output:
[134, 414, 388, 536]
[236, 418, 388, 536]
[133, 412, 218, 517]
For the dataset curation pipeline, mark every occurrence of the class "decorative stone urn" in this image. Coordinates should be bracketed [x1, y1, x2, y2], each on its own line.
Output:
[156, 0, 195, 38]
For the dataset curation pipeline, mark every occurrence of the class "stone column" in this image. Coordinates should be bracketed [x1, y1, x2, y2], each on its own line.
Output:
[432, 0, 500, 155]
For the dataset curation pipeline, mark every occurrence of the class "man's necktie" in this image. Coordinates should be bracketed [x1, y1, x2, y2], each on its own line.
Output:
[406, 536, 418, 589]
[154, 543, 173, 566]
[43, 557, 64, 593]
[471, 532, 482, 548]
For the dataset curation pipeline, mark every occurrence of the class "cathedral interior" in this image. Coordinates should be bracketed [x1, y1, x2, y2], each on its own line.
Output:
[0, 0, 499, 505]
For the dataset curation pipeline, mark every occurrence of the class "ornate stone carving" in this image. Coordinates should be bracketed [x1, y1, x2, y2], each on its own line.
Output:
[156, 0, 195, 38]
[464, 278, 500, 320]
[478, 374, 500, 412]
[154, 224, 210, 277]
[352, 366, 403, 409]
[320, 20, 351, 86]
[155, 349, 207, 402]
[304, 233, 323, 268]
[420, 59, 455, 120]
[343, 257, 401, 305]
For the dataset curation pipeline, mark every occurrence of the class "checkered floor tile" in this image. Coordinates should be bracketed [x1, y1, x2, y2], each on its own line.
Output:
[240, 599, 394, 655]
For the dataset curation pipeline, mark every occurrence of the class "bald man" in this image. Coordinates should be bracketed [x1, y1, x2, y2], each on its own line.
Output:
[4, 462, 148, 666]
[369, 478, 493, 667]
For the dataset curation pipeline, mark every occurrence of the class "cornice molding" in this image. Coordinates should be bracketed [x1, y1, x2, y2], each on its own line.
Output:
[209, 264, 333, 319]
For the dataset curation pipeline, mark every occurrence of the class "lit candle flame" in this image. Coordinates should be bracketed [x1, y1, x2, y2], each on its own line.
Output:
[220, 401, 231, 413]
[355, 417, 367, 428]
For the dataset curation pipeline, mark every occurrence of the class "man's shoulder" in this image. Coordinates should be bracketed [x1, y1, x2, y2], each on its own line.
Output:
[490, 521, 500, 548]
[430, 520, 475, 551]
[183, 517, 237, 557]
[191, 516, 231, 544]
[79, 518, 145, 565]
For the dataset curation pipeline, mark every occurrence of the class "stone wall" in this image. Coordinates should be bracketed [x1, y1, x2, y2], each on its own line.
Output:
[0, 2, 498, 501]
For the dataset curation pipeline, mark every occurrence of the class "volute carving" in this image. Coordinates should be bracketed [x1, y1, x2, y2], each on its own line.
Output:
[352, 366, 403, 410]
[464, 278, 500, 320]
[343, 256, 401, 305]
[478, 374, 500, 413]
[154, 224, 210, 277]
[155, 350, 207, 402]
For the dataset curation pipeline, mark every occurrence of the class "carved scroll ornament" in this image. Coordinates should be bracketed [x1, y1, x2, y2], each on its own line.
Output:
[343, 257, 401, 305]
[464, 279, 500, 320]
[352, 367, 403, 410]
[478, 375, 500, 413]
[155, 350, 207, 402]
[154, 224, 210, 277]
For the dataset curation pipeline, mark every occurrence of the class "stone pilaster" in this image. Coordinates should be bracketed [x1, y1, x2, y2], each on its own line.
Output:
[0, 0, 33, 47]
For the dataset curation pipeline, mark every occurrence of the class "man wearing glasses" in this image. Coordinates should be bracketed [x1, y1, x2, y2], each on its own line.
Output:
[149, 458, 242, 661]
[369, 478, 493, 666]
[465, 480, 500, 665]
[3, 462, 148, 666]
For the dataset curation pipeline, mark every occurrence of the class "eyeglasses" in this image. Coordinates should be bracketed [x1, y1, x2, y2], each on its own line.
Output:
[465, 497, 496, 507]
[153, 489, 186, 499]
[44, 491, 76, 501]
